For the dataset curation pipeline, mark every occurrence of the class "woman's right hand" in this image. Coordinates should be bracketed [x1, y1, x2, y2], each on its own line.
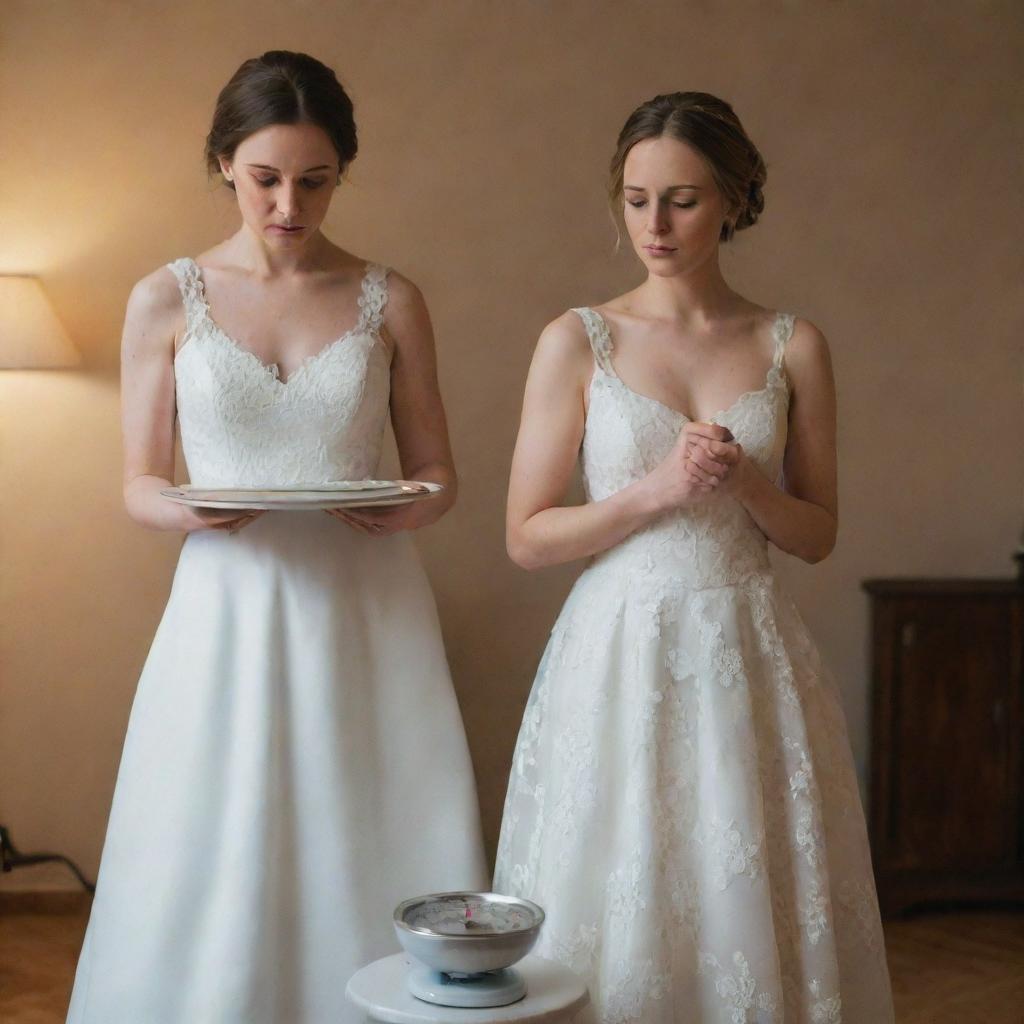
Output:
[642, 422, 735, 512]
[185, 506, 265, 534]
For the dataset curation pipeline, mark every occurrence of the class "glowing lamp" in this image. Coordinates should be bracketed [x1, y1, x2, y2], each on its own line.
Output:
[0, 276, 80, 369]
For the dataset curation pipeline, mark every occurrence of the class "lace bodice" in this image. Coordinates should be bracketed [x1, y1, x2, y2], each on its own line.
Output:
[574, 306, 795, 590]
[166, 258, 391, 487]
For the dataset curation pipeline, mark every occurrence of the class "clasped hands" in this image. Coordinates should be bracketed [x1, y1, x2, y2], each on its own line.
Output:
[684, 422, 745, 491]
[649, 421, 747, 510]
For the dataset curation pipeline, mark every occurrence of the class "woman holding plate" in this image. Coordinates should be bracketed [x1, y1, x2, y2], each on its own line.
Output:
[67, 50, 486, 1024]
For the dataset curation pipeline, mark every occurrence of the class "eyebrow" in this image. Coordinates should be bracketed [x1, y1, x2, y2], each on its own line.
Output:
[624, 184, 702, 192]
[245, 163, 333, 173]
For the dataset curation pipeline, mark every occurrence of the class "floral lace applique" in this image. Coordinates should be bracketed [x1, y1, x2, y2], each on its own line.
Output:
[837, 880, 885, 955]
[809, 979, 843, 1023]
[603, 957, 669, 1024]
[698, 950, 780, 1023]
[801, 878, 831, 946]
[547, 921, 599, 974]
[703, 817, 764, 892]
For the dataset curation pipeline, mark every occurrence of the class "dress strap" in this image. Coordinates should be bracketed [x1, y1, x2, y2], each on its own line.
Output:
[356, 263, 390, 335]
[571, 307, 617, 377]
[771, 312, 797, 371]
[166, 257, 210, 335]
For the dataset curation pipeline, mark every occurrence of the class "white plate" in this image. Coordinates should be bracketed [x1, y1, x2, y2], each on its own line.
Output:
[161, 481, 443, 511]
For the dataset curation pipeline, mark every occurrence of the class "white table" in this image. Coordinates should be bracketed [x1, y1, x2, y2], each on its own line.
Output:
[346, 953, 590, 1023]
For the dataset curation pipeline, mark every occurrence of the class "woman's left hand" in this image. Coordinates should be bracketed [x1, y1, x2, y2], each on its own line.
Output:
[325, 503, 423, 537]
[685, 432, 749, 497]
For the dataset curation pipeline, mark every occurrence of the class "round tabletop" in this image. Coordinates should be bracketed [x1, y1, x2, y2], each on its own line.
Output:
[345, 953, 590, 1023]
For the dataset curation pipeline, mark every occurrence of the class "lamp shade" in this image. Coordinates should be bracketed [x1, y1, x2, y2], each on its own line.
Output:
[0, 276, 80, 369]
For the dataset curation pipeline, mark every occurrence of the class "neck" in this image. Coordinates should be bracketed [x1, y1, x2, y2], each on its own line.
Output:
[230, 224, 331, 276]
[637, 251, 738, 326]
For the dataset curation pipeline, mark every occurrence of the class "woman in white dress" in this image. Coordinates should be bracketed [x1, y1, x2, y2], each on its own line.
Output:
[494, 92, 893, 1023]
[68, 51, 486, 1023]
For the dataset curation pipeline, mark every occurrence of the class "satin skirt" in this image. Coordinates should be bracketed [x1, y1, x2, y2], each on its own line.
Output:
[68, 512, 487, 1023]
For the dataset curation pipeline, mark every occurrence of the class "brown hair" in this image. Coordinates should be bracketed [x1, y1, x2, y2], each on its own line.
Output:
[609, 91, 765, 242]
[205, 51, 357, 188]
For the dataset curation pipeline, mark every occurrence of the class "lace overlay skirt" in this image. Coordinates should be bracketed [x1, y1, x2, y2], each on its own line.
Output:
[494, 567, 893, 1024]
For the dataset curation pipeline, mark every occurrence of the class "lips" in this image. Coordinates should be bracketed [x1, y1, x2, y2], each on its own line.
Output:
[267, 225, 304, 234]
[644, 244, 676, 255]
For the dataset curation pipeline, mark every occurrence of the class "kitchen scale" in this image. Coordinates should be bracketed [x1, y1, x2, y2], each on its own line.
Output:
[393, 891, 545, 1008]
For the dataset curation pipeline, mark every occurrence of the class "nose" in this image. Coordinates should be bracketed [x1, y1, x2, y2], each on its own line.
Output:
[276, 181, 301, 220]
[647, 200, 668, 237]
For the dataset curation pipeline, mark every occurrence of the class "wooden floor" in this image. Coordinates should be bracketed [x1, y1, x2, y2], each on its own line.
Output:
[2, 897, 1022, 1022]
[884, 908, 1024, 1024]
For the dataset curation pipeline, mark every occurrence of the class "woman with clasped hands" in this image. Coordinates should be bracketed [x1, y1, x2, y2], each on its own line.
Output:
[494, 91, 893, 1023]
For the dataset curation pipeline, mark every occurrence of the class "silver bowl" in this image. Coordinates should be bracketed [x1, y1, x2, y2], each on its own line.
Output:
[393, 891, 544, 976]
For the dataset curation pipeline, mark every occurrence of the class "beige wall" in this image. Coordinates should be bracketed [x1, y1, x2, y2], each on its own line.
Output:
[2, 0, 1021, 888]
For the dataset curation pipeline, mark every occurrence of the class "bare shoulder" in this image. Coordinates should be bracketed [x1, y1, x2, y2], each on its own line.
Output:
[377, 266, 429, 344]
[519, 309, 593, 401]
[536, 308, 592, 363]
[128, 265, 181, 318]
[379, 265, 421, 306]
[784, 316, 833, 380]
[122, 265, 183, 355]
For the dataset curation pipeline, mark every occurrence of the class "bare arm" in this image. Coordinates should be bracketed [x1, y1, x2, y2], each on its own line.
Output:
[121, 268, 254, 532]
[730, 319, 838, 563]
[506, 313, 716, 570]
[336, 273, 456, 534]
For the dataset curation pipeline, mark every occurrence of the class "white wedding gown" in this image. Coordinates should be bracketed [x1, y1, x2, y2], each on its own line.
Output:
[67, 259, 487, 1023]
[494, 308, 893, 1024]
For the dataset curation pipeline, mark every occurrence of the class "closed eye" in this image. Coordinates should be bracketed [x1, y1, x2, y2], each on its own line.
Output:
[253, 176, 328, 189]
[627, 199, 697, 209]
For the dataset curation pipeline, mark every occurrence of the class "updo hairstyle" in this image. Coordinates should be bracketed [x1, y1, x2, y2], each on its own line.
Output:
[609, 91, 766, 242]
[205, 50, 357, 189]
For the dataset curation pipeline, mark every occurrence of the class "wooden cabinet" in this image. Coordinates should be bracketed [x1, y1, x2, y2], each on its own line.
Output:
[863, 579, 1024, 916]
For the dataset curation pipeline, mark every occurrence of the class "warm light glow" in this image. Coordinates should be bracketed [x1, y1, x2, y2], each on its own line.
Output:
[0, 276, 80, 369]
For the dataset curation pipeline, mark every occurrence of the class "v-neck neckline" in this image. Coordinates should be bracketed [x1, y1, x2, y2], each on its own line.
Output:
[586, 307, 788, 424]
[180, 258, 374, 386]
